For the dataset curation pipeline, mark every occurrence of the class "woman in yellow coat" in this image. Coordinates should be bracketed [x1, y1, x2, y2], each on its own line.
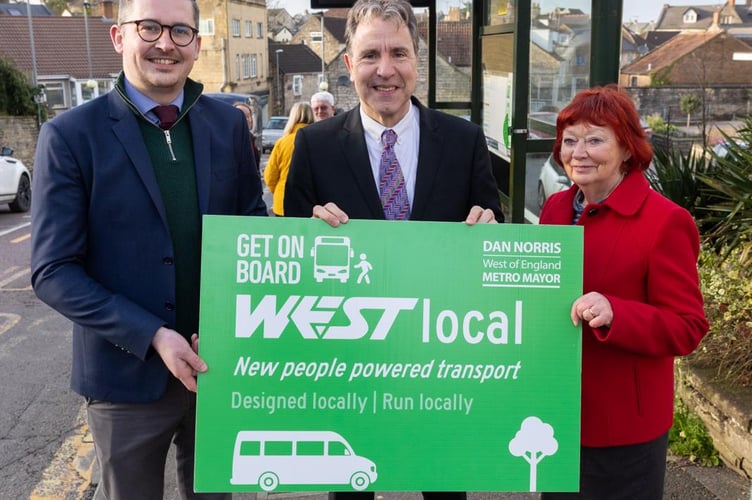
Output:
[264, 102, 314, 216]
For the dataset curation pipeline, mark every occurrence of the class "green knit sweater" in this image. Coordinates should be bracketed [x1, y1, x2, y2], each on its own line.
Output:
[117, 76, 203, 338]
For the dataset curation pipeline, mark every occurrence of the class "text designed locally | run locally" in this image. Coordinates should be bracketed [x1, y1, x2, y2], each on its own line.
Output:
[230, 391, 475, 415]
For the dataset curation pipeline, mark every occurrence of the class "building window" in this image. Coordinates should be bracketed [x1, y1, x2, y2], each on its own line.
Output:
[311, 31, 323, 43]
[251, 54, 258, 78]
[630, 76, 638, 86]
[257, 21, 264, 38]
[199, 18, 214, 35]
[231, 19, 241, 37]
[683, 10, 697, 23]
[43, 82, 66, 109]
[245, 21, 252, 37]
[292, 75, 303, 96]
[235, 54, 240, 80]
[242, 54, 251, 79]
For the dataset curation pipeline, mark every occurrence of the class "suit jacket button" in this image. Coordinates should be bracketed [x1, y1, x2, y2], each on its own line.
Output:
[163, 256, 174, 265]
[164, 302, 175, 311]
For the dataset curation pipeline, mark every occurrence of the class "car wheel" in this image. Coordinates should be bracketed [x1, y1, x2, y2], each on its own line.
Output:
[9, 174, 31, 212]
[536, 180, 546, 209]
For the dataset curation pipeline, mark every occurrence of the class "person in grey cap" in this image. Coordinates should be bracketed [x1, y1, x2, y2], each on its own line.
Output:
[310, 90, 336, 121]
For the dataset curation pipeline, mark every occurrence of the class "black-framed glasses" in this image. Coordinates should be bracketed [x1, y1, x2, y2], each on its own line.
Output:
[121, 19, 198, 47]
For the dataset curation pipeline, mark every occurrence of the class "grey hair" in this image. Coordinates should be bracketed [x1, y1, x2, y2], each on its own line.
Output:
[118, 0, 200, 28]
[310, 91, 335, 106]
[345, 0, 419, 56]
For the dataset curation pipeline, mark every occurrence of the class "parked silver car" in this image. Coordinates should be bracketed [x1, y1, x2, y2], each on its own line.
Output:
[261, 116, 288, 153]
[0, 146, 31, 212]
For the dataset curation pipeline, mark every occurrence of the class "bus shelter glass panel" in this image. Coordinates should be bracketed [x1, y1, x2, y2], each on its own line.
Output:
[434, 0, 473, 107]
[528, 0, 591, 139]
[485, 0, 514, 26]
[481, 33, 514, 161]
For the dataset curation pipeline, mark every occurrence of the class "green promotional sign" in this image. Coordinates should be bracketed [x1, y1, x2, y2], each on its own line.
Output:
[195, 217, 583, 493]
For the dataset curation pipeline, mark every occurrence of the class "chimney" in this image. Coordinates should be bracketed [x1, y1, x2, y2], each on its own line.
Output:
[729, 0, 736, 6]
[713, 10, 720, 26]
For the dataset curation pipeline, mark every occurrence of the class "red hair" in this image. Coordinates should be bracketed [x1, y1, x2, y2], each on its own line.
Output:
[553, 85, 653, 172]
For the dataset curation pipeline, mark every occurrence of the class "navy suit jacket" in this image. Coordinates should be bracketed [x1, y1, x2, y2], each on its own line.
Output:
[31, 88, 267, 403]
[284, 98, 503, 222]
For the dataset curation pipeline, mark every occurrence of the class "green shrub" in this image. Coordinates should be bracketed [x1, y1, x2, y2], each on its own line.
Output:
[693, 247, 752, 387]
[0, 58, 36, 116]
[669, 396, 720, 466]
[645, 113, 677, 135]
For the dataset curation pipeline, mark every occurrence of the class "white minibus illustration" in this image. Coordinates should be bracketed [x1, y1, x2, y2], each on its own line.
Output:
[230, 430, 378, 491]
[312, 236, 354, 283]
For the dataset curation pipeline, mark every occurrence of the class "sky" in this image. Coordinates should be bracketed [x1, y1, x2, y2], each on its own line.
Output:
[275, 0, 724, 22]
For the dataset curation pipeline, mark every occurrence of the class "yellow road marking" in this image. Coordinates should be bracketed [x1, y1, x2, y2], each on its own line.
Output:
[11, 233, 30, 243]
[29, 404, 96, 500]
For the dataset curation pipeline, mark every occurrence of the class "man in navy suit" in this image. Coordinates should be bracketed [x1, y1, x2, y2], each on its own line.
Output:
[30, 0, 266, 498]
[285, 1, 502, 499]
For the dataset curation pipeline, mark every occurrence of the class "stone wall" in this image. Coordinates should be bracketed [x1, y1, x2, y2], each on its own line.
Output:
[676, 360, 752, 479]
[0, 116, 39, 171]
[627, 87, 751, 124]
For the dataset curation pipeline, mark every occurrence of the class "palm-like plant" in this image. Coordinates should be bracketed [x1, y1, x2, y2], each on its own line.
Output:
[649, 118, 752, 264]
[697, 119, 752, 263]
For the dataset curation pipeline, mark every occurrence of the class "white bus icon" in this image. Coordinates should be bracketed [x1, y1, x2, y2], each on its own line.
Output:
[312, 236, 354, 283]
[230, 430, 378, 492]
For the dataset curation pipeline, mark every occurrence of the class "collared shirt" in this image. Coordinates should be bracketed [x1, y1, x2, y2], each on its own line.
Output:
[360, 104, 420, 207]
[124, 79, 185, 125]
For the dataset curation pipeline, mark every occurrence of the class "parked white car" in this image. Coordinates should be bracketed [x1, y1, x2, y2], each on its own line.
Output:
[261, 116, 288, 153]
[537, 153, 571, 208]
[0, 146, 31, 212]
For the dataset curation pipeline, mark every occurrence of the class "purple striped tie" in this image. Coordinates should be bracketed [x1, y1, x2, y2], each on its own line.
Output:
[379, 129, 410, 220]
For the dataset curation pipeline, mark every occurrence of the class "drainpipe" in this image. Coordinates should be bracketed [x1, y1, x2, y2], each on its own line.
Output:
[221, 37, 229, 92]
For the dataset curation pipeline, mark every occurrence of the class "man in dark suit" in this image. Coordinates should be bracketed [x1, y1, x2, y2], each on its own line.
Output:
[285, 0, 502, 227]
[30, 0, 266, 498]
[284, 1, 502, 499]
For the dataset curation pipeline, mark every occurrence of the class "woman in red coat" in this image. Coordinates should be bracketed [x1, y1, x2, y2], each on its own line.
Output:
[539, 85, 709, 499]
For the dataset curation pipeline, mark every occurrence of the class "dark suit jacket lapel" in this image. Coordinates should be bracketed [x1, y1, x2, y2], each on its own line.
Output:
[412, 99, 441, 220]
[341, 108, 385, 218]
[188, 99, 211, 214]
[108, 92, 170, 228]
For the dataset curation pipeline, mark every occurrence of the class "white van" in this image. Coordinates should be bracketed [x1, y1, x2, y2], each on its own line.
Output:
[230, 430, 378, 491]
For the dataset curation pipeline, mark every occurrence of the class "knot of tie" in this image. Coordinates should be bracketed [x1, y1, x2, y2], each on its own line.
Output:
[153, 105, 179, 130]
[382, 129, 397, 148]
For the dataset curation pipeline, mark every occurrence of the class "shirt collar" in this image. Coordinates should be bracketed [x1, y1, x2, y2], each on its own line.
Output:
[123, 78, 184, 115]
[359, 104, 416, 145]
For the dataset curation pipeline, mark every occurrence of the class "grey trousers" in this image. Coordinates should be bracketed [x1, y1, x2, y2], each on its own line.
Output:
[86, 376, 230, 500]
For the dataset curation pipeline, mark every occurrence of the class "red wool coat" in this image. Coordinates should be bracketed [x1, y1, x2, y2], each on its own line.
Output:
[539, 170, 709, 447]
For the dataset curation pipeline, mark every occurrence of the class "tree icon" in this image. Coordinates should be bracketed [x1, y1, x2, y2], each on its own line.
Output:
[508, 416, 559, 492]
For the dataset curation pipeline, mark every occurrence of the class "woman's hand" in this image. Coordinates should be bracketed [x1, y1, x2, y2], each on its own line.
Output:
[571, 291, 613, 328]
